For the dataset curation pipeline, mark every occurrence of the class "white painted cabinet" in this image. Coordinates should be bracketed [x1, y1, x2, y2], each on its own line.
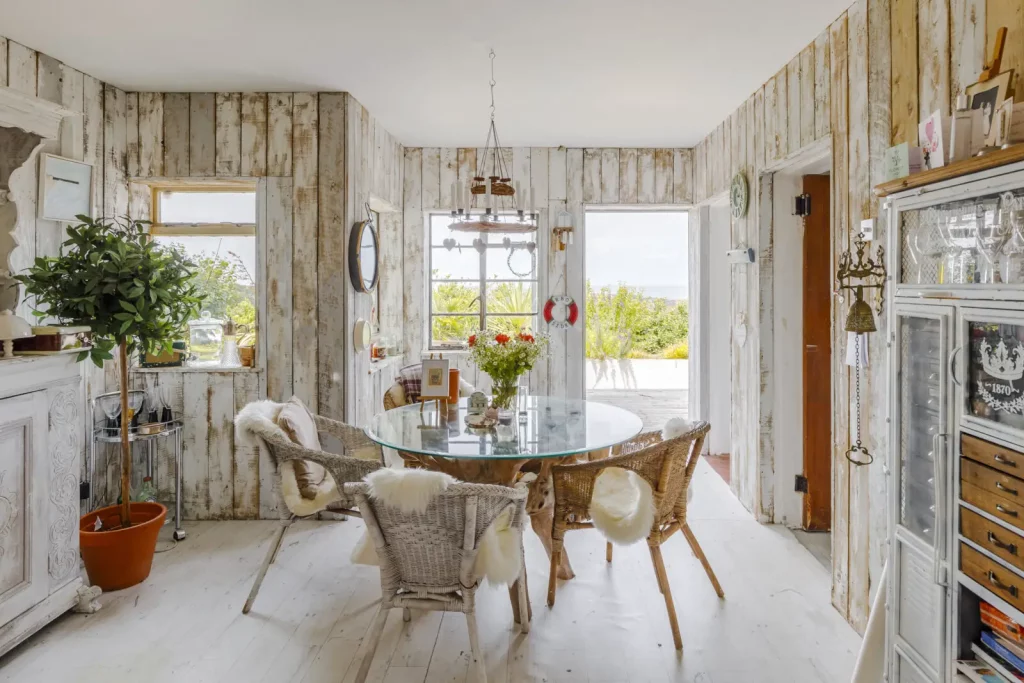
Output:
[0, 355, 87, 658]
[885, 162, 1024, 683]
[0, 391, 49, 626]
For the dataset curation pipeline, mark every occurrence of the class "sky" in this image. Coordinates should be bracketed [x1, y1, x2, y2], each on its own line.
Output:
[585, 210, 689, 300]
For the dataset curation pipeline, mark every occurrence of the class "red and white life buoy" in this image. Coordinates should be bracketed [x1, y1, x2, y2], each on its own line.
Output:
[543, 295, 579, 329]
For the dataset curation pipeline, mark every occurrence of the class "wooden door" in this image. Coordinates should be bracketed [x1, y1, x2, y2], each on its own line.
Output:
[0, 392, 49, 624]
[802, 174, 832, 531]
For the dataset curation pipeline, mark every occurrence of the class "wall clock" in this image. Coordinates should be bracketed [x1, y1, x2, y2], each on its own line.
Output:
[349, 218, 380, 293]
[730, 172, 749, 219]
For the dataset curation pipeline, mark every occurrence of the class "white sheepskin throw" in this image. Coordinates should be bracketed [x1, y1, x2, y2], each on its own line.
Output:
[662, 417, 696, 503]
[351, 468, 523, 585]
[235, 400, 342, 516]
[589, 467, 656, 546]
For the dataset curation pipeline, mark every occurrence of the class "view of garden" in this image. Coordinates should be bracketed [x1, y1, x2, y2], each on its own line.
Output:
[586, 281, 688, 360]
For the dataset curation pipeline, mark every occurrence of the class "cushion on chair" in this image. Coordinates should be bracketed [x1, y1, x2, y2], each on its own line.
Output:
[278, 397, 328, 500]
[589, 467, 656, 545]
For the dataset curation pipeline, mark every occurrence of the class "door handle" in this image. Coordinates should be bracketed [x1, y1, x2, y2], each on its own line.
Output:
[995, 453, 1018, 468]
[996, 503, 1019, 518]
[950, 345, 964, 387]
[997, 481, 1020, 497]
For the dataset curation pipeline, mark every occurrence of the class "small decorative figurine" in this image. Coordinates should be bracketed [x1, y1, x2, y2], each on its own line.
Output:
[468, 391, 488, 415]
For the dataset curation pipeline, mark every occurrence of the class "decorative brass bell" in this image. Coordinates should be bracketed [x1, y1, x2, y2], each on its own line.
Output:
[844, 287, 877, 333]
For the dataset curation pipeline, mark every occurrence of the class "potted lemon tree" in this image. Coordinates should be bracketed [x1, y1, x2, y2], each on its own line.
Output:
[17, 215, 203, 590]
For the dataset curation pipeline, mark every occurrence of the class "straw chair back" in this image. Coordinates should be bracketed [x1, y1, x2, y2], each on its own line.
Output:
[345, 482, 526, 610]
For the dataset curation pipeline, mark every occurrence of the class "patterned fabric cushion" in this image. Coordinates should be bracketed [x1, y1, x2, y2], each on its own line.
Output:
[398, 364, 423, 403]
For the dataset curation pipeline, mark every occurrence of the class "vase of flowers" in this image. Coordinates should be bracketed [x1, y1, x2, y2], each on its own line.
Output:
[467, 330, 548, 411]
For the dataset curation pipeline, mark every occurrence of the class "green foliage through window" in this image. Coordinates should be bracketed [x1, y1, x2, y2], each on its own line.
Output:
[585, 281, 688, 360]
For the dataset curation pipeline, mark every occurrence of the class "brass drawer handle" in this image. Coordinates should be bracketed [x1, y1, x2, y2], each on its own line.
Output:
[989, 570, 1019, 598]
[996, 504, 1020, 518]
[995, 453, 1018, 468]
[988, 531, 1019, 555]
[997, 481, 1020, 496]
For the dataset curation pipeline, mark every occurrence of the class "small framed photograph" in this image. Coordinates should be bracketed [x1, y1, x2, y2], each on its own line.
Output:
[38, 154, 94, 222]
[918, 110, 947, 169]
[419, 358, 451, 399]
[967, 70, 1014, 140]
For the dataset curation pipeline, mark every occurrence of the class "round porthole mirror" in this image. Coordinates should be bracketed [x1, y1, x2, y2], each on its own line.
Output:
[349, 218, 380, 293]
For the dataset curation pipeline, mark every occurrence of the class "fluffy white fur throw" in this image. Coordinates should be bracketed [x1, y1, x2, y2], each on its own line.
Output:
[235, 400, 342, 517]
[352, 468, 523, 585]
[589, 468, 656, 545]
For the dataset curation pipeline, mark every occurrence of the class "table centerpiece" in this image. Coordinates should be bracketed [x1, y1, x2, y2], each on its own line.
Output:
[467, 330, 548, 412]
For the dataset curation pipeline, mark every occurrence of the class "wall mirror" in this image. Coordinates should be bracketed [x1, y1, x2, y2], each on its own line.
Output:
[349, 216, 379, 293]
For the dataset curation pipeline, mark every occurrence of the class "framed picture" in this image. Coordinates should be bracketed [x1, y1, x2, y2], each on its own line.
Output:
[967, 70, 1014, 140]
[419, 358, 451, 399]
[38, 154, 93, 222]
[918, 111, 946, 169]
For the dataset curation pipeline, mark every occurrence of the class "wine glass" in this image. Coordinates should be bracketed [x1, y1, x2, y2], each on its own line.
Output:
[977, 193, 1014, 283]
[146, 386, 163, 424]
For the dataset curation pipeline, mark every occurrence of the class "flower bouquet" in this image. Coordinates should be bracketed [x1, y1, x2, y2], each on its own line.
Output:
[467, 330, 549, 410]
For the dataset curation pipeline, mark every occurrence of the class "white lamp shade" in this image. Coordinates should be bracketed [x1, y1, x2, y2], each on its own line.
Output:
[0, 310, 33, 340]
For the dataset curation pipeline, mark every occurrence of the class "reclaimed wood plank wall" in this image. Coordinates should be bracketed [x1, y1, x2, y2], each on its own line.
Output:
[121, 91, 403, 519]
[402, 147, 692, 401]
[688, 0, 1010, 631]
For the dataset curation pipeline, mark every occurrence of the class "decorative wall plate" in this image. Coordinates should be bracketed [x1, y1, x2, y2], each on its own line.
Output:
[730, 173, 749, 219]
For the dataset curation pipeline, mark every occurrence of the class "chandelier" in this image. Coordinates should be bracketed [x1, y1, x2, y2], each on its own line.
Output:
[449, 50, 538, 234]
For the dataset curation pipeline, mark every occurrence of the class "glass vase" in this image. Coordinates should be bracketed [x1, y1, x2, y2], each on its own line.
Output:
[491, 377, 520, 411]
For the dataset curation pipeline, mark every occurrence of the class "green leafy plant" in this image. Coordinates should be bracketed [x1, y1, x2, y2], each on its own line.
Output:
[467, 329, 548, 409]
[16, 215, 204, 527]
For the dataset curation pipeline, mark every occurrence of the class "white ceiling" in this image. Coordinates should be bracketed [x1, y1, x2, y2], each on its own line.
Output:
[2, 0, 850, 148]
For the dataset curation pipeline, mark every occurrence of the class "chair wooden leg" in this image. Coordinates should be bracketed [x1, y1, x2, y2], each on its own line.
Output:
[242, 517, 292, 614]
[648, 544, 664, 593]
[606, 542, 613, 563]
[682, 522, 724, 598]
[354, 604, 389, 683]
[650, 545, 683, 651]
[466, 612, 488, 683]
[547, 544, 562, 607]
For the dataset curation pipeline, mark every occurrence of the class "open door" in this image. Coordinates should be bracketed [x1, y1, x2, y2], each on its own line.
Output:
[802, 174, 832, 530]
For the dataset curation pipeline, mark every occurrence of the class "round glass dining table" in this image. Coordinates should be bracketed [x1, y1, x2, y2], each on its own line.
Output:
[365, 396, 644, 461]
[365, 395, 644, 603]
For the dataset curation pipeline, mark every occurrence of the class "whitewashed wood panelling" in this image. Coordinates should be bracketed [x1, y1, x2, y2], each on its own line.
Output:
[402, 146, 693, 400]
[687, 0, 1021, 632]
[122, 91, 403, 519]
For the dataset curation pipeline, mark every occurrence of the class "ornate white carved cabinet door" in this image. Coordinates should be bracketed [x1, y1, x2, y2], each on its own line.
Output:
[0, 392, 49, 625]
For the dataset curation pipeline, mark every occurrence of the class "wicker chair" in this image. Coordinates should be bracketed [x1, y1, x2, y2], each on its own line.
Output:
[344, 480, 529, 683]
[240, 413, 382, 614]
[545, 420, 721, 651]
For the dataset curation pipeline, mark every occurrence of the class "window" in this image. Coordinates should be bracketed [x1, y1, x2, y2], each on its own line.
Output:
[428, 213, 539, 349]
[147, 184, 258, 343]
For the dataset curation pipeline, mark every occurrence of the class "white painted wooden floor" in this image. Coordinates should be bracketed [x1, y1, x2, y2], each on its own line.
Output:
[587, 389, 688, 432]
[0, 460, 859, 683]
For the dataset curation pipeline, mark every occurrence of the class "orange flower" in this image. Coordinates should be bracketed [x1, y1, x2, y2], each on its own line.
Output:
[495, 333, 511, 345]
[468, 334, 477, 347]
[518, 333, 535, 343]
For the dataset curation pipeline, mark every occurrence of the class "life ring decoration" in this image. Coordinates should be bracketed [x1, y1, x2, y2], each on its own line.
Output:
[544, 295, 579, 329]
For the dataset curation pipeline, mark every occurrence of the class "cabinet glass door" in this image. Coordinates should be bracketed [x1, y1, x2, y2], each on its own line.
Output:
[961, 308, 1024, 441]
[896, 310, 950, 544]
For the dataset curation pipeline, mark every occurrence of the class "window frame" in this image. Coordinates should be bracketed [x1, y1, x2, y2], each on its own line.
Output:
[426, 211, 541, 350]
[148, 181, 257, 238]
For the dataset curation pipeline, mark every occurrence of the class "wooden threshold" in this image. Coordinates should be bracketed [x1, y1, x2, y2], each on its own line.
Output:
[874, 144, 1024, 197]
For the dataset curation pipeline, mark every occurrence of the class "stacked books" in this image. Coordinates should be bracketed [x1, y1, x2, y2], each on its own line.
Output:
[965, 602, 1024, 682]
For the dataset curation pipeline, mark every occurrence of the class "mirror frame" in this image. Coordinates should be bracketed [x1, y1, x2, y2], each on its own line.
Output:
[349, 218, 380, 293]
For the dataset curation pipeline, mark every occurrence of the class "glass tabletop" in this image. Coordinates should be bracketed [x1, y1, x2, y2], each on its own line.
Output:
[365, 396, 644, 460]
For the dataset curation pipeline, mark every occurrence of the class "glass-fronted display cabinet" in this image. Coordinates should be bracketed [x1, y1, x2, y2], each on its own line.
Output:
[886, 161, 1024, 683]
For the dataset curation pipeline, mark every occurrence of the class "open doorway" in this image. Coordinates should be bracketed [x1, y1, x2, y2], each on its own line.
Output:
[771, 166, 833, 571]
[583, 209, 689, 431]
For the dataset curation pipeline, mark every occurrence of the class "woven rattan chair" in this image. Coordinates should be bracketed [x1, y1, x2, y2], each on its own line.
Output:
[545, 420, 721, 651]
[345, 480, 529, 683]
[240, 413, 382, 614]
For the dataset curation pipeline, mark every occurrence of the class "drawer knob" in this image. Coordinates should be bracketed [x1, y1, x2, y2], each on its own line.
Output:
[996, 504, 1019, 518]
[989, 570, 1019, 598]
[988, 531, 1019, 555]
[995, 453, 1018, 468]
[997, 481, 1020, 497]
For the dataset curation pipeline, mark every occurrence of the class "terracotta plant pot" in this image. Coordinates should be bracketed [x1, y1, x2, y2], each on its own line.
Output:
[79, 502, 167, 591]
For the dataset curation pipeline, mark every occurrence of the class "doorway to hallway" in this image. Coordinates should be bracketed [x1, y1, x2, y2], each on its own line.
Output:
[583, 209, 689, 431]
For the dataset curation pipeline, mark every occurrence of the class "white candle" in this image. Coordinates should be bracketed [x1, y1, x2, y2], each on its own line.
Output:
[450, 182, 457, 209]
[529, 187, 535, 212]
[485, 178, 492, 210]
